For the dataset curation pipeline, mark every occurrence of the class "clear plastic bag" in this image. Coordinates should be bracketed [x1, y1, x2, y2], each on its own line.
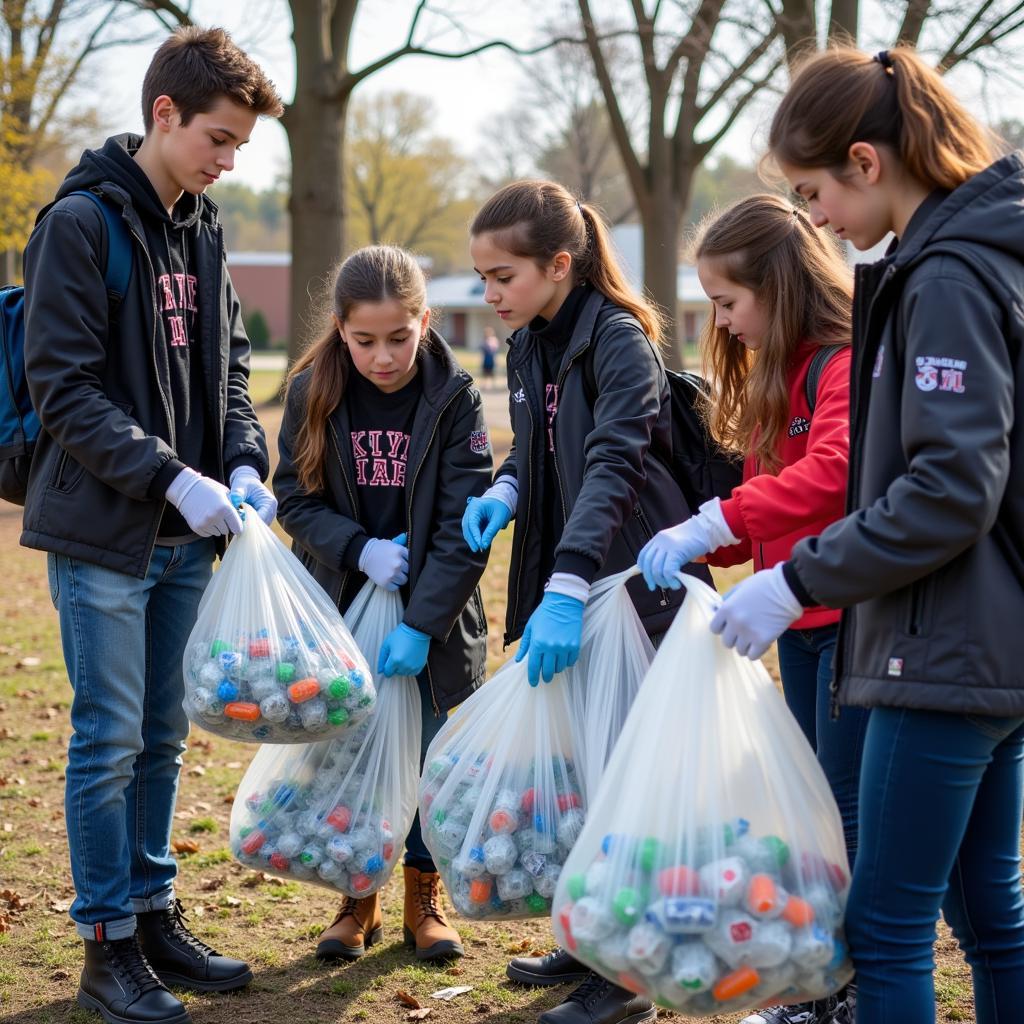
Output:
[551, 575, 854, 1017]
[418, 571, 654, 920]
[229, 580, 422, 894]
[182, 508, 374, 743]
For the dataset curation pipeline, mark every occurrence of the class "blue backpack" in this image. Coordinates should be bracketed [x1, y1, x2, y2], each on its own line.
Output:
[0, 190, 132, 505]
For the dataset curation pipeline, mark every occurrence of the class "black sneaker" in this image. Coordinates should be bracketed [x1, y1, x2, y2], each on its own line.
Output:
[742, 990, 855, 1024]
[506, 946, 591, 987]
[538, 972, 656, 1024]
[137, 899, 252, 993]
[78, 932, 191, 1024]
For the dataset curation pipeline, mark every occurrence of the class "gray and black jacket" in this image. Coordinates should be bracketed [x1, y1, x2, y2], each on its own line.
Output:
[788, 154, 1024, 717]
[20, 134, 269, 577]
[274, 334, 491, 714]
[498, 289, 712, 646]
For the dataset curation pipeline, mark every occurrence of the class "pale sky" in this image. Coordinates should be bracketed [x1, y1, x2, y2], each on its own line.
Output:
[82, 0, 1021, 194]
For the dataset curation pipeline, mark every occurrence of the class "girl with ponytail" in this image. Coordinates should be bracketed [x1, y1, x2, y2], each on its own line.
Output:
[462, 179, 711, 1024]
[274, 245, 492, 967]
[712, 46, 1024, 1023]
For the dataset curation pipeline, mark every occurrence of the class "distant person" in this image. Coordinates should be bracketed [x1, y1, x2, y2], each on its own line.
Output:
[481, 324, 500, 387]
[21, 26, 282, 1024]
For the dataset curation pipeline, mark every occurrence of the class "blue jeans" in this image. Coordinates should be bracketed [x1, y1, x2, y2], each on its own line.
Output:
[847, 707, 1024, 1023]
[403, 671, 448, 872]
[48, 540, 215, 940]
[776, 624, 869, 868]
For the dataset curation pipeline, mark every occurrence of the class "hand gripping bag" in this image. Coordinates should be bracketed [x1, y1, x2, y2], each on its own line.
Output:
[229, 580, 421, 894]
[418, 571, 654, 920]
[182, 508, 374, 742]
[551, 575, 854, 1017]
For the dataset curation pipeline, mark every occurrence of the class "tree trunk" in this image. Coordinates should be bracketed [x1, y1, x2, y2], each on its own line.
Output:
[828, 0, 859, 42]
[640, 184, 684, 371]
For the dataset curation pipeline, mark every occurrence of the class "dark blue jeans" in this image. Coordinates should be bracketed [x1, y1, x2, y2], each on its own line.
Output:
[403, 672, 447, 872]
[846, 707, 1024, 1023]
[776, 624, 868, 868]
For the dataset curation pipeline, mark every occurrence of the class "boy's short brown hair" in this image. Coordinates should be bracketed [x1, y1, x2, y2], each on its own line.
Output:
[142, 26, 283, 131]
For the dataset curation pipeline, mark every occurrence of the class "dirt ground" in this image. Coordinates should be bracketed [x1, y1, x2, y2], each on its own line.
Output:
[0, 370, 992, 1023]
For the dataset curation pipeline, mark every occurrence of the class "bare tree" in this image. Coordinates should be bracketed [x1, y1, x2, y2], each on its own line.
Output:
[578, 0, 783, 364]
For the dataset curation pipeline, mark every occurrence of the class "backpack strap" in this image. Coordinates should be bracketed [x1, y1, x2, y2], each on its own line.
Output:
[804, 344, 846, 415]
[68, 190, 132, 302]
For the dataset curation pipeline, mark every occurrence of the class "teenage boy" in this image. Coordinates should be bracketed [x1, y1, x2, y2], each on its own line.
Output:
[22, 26, 282, 1024]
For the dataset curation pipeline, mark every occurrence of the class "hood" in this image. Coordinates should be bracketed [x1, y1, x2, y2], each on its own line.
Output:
[894, 152, 1024, 272]
[53, 133, 209, 231]
[418, 328, 473, 405]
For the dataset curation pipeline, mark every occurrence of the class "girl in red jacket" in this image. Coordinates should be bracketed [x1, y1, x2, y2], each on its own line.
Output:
[638, 193, 864, 1024]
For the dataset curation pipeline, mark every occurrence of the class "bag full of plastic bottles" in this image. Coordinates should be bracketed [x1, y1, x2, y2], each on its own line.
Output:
[418, 570, 654, 920]
[182, 506, 374, 742]
[229, 580, 421, 894]
[551, 574, 854, 1018]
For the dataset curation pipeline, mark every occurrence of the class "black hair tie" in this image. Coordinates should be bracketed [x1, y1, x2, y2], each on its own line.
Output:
[873, 50, 894, 71]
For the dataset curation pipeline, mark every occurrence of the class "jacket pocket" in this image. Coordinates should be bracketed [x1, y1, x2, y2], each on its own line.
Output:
[905, 576, 935, 637]
[50, 448, 84, 493]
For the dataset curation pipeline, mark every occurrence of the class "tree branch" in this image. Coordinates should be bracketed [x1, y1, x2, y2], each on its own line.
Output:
[937, 0, 999, 67]
[696, 54, 785, 159]
[895, 0, 931, 45]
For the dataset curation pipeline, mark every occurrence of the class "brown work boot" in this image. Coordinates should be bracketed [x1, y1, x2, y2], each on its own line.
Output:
[403, 866, 464, 962]
[315, 893, 383, 961]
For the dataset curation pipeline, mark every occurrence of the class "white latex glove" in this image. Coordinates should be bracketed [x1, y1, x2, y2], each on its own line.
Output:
[637, 498, 741, 591]
[709, 562, 804, 659]
[165, 467, 243, 537]
[358, 534, 409, 591]
[229, 466, 278, 525]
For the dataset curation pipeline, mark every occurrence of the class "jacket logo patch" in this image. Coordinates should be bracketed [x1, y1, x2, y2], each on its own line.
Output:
[788, 416, 810, 438]
[512, 388, 526, 404]
[915, 356, 966, 393]
[872, 345, 885, 378]
[469, 429, 489, 455]
[887, 657, 904, 678]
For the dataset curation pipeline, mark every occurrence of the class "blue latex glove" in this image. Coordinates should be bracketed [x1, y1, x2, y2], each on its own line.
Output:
[229, 467, 278, 526]
[463, 496, 512, 552]
[709, 563, 804, 659]
[378, 622, 431, 678]
[637, 517, 713, 591]
[359, 533, 408, 590]
[515, 591, 585, 686]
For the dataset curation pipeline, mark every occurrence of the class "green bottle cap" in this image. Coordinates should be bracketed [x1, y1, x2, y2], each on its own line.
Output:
[612, 887, 641, 926]
[276, 662, 295, 683]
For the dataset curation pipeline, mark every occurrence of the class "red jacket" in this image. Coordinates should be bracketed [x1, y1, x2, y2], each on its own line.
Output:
[710, 341, 851, 630]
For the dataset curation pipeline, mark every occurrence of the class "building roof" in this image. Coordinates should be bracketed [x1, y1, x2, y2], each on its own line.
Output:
[226, 251, 291, 267]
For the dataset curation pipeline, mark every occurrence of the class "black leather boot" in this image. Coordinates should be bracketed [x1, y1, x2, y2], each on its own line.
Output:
[538, 973, 656, 1024]
[78, 933, 191, 1024]
[506, 946, 591, 986]
[136, 899, 252, 993]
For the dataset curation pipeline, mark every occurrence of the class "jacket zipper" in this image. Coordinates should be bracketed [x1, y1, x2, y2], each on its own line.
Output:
[907, 579, 927, 637]
[632, 505, 670, 607]
[328, 423, 359, 609]
[404, 383, 469, 716]
[506, 366, 535, 647]
[53, 449, 70, 489]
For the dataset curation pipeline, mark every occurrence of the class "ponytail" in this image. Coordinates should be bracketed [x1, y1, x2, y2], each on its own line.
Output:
[769, 45, 995, 190]
[471, 179, 666, 343]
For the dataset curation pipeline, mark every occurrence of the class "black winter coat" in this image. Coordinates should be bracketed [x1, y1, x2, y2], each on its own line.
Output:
[498, 290, 712, 646]
[21, 135, 268, 576]
[790, 155, 1024, 717]
[274, 334, 491, 714]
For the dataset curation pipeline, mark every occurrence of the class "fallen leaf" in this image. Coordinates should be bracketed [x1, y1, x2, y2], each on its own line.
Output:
[15, 657, 41, 668]
[0, 912, 10, 933]
[198, 878, 224, 892]
[193, 801, 212, 812]
[407, 1010, 432, 1020]
[2, 823, 13, 834]
[49, 899, 72, 913]
[395, 991, 422, 1009]
[50, 969, 70, 981]
[445, 967, 464, 976]
[27, 797, 42, 807]
[222, 895, 241, 908]
[0, 727, 10, 740]
[474, 1005, 492, 1014]
[172, 838, 200, 854]
[506, 938, 532, 954]
[225, 761, 242, 769]
[14, 689, 37, 699]
[40, 707, 58, 719]
[430, 986, 473, 1001]
[187, 765, 206, 777]
[222, 794, 234, 804]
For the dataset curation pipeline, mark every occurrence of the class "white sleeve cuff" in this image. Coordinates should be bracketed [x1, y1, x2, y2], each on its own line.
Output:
[545, 572, 591, 604]
[485, 476, 518, 515]
[165, 466, 200, 506]
[229, 466, 261, 489]
[697, 496, 742, 551]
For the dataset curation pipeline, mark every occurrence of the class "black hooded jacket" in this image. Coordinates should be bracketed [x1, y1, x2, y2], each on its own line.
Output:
[788, 154, 1024, 717]
[274, 334, 491, 714]
[21, 134, 268, 575]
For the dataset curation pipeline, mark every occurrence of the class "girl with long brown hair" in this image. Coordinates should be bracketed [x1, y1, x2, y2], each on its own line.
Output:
[712, 46, 1024, 1024]
[638, 193, 862, 1024]
[461, 178, 711, 1024]
[273, 245, 492, 966]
